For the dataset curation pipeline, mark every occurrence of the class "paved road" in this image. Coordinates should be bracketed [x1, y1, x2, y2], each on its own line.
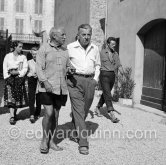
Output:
[0, 79, 166, 164]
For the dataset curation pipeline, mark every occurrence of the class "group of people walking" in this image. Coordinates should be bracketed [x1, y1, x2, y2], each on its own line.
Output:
[3, 23, 124, 155]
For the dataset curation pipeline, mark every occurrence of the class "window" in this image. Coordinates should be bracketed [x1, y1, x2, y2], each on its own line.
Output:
[0, 0, 5, 11]
[0, 17, 4, 30]
[16, 0, 24, 13]
[35, 0, 43, 14]
[34, 20, 42, 32]
[16, 19, 23, 34]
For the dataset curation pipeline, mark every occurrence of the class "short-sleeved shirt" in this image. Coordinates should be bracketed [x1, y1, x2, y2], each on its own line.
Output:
[36, 42, 70, 95]
[67, 40, 101, 81]
[100, 48, 121, 72]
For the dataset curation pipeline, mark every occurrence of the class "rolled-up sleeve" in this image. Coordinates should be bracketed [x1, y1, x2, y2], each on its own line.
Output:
[36, 45, 47, 82]
[93, 47, 101, 82]
[18, 56, 28, 77]
[114, 53, 122, 70]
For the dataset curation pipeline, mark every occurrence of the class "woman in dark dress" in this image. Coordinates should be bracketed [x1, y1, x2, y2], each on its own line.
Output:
[3, 41, 28, 125]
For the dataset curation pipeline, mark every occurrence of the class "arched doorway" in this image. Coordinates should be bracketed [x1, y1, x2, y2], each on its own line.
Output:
[138, 19, 166, 111]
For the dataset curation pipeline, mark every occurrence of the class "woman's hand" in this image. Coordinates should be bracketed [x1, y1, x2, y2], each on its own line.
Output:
[10, 70, 19, 76]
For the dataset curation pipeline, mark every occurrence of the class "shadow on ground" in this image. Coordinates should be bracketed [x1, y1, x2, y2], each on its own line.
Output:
[0, 107, 9, 115]
[92, 106, 121, 120]
[17, 108, 45, 121]
[54, 120, 99, 144]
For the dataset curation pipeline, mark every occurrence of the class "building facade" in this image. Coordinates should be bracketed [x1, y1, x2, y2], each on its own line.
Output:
[107, 0, 166, 110]
[0, 0, 54, 49]
[0, 0, 54, 76]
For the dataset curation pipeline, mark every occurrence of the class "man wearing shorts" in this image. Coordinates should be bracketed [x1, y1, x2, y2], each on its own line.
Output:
[36, 27, 71, 154]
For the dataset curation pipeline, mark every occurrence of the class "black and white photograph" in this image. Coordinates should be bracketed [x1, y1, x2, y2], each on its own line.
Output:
[0, 0, 166, 164]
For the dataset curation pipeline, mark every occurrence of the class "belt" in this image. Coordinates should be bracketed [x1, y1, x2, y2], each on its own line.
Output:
[74, 73, 94, 78]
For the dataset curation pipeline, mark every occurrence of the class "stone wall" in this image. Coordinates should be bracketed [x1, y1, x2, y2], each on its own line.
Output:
[90, 0, 106, 49]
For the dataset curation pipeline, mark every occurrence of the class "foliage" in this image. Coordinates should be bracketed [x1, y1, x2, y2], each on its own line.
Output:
[113, 67, 135, 101]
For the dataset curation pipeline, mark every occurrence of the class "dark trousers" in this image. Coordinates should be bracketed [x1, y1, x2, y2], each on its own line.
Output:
[97, 70, 115, 111]
[28, 77, 41, 116]
[67, 75, 96, 147]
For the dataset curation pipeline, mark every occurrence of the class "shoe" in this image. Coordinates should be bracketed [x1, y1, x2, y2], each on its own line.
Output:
[29, 115, 35, 123]
[40, 142, 49, 154]
[34, 115, 40, 120]
[94, 107, 103, 117]
[108, 111, 120, 123]
[69, 136, 79, 143]
[49, 142, 63, 151]
[78, 146, 89, 155]
[9, 117, 16, 125]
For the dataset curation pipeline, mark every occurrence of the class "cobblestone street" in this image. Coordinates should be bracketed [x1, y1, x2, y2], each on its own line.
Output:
[0, 79, 166, 164]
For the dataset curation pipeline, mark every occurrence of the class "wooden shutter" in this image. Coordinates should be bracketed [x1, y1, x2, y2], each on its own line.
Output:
[16, 19, 23, 33]
[20, 19, 23, 33]
[39, 0, 43, 14]
[0, 0, 5, 11]
[0, 17, 4, 30]
[35, 0, 38, 14]
[16, 19, 19, 33]
[20, 0, 24, 12]
[16, 0, 19, 12]
[35, 20, 42, 32]
[39, 20, 42, 32]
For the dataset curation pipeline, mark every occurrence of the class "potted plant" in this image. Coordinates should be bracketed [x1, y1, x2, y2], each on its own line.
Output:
[113, 67, 135, 106]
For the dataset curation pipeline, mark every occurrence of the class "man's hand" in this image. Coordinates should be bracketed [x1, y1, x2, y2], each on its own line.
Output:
[67, 68, 76, 75]
[43, 81, 53, 93]
[92, 79, 98, 87]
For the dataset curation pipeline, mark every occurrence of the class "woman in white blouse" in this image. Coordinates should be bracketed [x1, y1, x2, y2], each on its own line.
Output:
[3, 41, 28, 125]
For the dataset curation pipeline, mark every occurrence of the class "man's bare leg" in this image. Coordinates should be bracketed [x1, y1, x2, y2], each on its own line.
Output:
[40, 105, 54, 153]
[49, 108, 63, 151]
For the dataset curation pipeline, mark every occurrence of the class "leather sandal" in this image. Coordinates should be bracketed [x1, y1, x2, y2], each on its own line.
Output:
[50, 145, 63, 151]
[94, 107, 103, 117]
[69, 136, 79, 143]
[29, 115, 35, 123]
[9, 117, 16, 125]
[108, 111, 120, 123]
[78, 146, 89, 155]
[40, 142, 49, 154]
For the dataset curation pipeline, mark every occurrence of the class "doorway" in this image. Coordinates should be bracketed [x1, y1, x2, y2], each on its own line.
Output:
[140, 20, 166, 111]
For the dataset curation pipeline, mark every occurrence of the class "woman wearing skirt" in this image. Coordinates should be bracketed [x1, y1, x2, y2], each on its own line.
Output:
[3, 41, 28, 125]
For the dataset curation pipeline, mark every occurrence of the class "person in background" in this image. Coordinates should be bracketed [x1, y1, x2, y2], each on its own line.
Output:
[27, 47, 41, 123]
[94, 37, 124, 123]
[3, 41, 28, 125]
[36, 26, 73, 154]
[67, 24, 100, 155]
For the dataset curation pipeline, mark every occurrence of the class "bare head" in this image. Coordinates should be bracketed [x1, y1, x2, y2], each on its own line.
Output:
[77, 24, 92, 49]
[30, 47, 38, 61]
[49, 27, 66, 46]
[12, 41, 23, 54]
[107, 37, 117, 51]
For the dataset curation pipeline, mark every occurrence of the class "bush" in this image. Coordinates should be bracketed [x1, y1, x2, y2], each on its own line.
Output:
[113, 67, 135, 101]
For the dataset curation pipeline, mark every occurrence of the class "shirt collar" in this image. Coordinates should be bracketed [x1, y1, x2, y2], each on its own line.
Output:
[49, 42, 67, 51]
[73, 40, 94, 49]
[49, 42, 59, 48]
[104, 47, 116, 54]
